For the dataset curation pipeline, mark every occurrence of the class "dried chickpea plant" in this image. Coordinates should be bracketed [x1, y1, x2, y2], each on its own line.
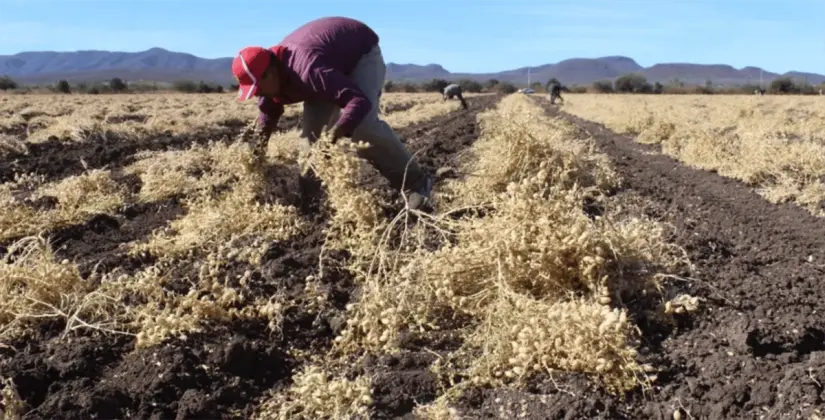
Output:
[0, 92, 693, 417]
[97, 261, 287, 348]
[1, 377, 24, 420]
[256, 94, 689, 417]
[0, 169, 126, 242]
[0, 236, 130, 342]
[129, 180, 304, 263]
[444, 95, 619, 207]
[564, 94, 825, 216]
[119, 142, 308, 347]
[254, 363, 373, 420]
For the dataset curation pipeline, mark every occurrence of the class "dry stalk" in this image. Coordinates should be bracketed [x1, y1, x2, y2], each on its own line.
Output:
[326, 94, 684, 406]
[253, 363, 373, 420]
[0, 235, 129, 341]
[1, 377, 24, 420]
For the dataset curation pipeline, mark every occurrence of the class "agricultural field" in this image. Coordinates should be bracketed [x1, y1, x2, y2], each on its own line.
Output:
[562, 94, 825, 216]
[0, 90, 822, 420]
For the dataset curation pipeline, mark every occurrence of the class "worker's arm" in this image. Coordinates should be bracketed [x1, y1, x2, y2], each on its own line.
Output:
[250, 96, 283, 157]
[304, 62, 372, 138]
[257, 96, 284, 136]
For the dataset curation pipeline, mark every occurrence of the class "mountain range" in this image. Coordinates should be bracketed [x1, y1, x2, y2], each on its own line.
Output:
[1, 47, 823, 87]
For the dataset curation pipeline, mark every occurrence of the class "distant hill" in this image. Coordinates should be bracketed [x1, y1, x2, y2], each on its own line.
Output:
[0, 48, 233, 85]
[2, 47, 823, 87]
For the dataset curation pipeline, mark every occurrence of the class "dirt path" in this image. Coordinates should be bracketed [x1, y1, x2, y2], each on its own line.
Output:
[468, 98, 825, 420]
[0, 95, 501, 420]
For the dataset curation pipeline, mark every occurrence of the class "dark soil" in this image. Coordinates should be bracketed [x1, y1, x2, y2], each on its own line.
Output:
[0, 94, 501, 420]
[404, 104, 482, 174]
[449, 97, 825, 419]
[49, 198, 186, 278]
[0, 122, 28, 138]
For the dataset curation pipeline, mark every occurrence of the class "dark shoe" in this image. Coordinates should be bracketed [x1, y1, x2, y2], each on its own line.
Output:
[406, 175, 433, 210]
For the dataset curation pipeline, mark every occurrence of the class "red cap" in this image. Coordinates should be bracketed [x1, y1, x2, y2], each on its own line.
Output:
[232, 46, 271, 101]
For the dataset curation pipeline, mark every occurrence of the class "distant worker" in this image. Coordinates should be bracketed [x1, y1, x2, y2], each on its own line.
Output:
[442, 83, 468, 110]
[548, 82, 564, 104]
[231, 16, 433, 212]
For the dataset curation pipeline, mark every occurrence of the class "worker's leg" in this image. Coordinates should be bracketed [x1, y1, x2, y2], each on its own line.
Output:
[299, 100, 338, 149]
[297, 100, 338, 214]
[348, 44, 429, 195]
[457, 92, 468, 110]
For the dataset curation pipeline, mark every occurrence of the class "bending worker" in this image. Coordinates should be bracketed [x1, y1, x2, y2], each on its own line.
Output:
[442, 83, 468, 110]
[231, 16, 433, 211]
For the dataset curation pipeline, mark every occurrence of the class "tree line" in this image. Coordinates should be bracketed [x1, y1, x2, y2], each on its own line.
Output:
[0, 75, 515, 95]
[393, 74, 824, 95]
[0, 76, 226, 94]
[1, 73, 822, 95]
[587, 73, 824, 95]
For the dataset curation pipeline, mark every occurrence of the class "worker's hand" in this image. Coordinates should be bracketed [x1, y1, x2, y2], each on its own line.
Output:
[250, 123, 273, 161]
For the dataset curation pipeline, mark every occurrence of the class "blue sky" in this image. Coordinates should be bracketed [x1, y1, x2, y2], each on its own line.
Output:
[0, 0, 823, 74]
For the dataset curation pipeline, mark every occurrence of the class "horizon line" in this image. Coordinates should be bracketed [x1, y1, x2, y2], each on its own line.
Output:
[1, 46, 822, 77]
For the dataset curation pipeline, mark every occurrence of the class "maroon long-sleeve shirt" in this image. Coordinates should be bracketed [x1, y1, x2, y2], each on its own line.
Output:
[257, 17, 379, 136]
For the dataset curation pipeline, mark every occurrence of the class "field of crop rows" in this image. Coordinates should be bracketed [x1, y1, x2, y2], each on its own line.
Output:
[0, 91, 823, 420]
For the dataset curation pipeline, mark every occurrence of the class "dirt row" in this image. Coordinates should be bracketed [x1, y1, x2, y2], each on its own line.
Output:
[0, 100, 432, 185]
[0, 95, 500, 420]
[0, 99, 472, 283]
[0, 115, 302, 184]
[463, 97, 825, 420]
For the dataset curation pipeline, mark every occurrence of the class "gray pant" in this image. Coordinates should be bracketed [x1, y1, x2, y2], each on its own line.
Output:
[298, 44, 427, 193]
